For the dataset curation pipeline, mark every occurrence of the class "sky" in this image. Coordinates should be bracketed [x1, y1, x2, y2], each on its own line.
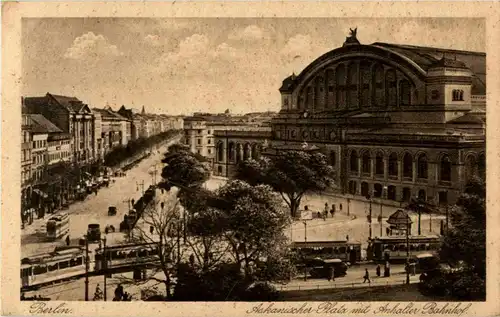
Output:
[22, 18, 485, 115]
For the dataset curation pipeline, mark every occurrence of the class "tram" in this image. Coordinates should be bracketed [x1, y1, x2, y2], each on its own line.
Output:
[368, 235, 442, 262]
[291, 240, 362, 264]
[46, 213, 70, 240]
[94, 242, 162, 271]
[20, 246, 86, 288]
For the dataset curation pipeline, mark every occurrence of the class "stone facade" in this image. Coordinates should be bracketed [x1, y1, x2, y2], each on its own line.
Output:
[272, 36, 486, 206]
[213, 127, 272, 177]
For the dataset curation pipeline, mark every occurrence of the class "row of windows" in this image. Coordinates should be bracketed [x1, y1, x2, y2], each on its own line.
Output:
[48, 151, 71, 162]
[48, 140, 70, 147]
[33, 140, 47, 149]
[32, 154, 46, 165]
[348, 150, 485, 182]
[298, 62, 412, 111]
[347, 181, 450, 205]
[217, 142, 262, 163]
[21, 149, 32, 162]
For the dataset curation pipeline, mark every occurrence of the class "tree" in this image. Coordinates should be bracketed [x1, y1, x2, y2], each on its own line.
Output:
[214, 180, 293, 281]
[236, 151, 335, 218]
[160, 147, 211, 190]
[439, 176, 486, 300]
[116, 191, 184, 300]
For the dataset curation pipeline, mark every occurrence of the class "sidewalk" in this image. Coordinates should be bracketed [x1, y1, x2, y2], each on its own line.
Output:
[274, 274, 420, 292]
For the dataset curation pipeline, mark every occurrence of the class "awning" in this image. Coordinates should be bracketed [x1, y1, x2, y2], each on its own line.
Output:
[33, 189, 48, 198]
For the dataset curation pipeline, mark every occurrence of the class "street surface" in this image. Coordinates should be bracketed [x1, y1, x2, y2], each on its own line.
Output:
[274, 263, 419, 291]
[21, 138, 179, 258]
[202, 176, 444, 248]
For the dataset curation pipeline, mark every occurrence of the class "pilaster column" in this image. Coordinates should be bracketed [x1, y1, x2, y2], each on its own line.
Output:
[370, 156, 375, 179]
[383, 157, 388, 181]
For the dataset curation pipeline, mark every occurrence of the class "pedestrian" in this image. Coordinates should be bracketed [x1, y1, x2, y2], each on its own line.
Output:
[331, 267, 335, 281]
[324, 203, 329, 218]
[346, 234, 349, 241]
[376, 264, 381, 277]
[65, 235, 70, 246]
[115, 284, 124, 300]
[339, 204, 343, 211]
[330, 205, 335, 217]
[363, 268, 371, 283]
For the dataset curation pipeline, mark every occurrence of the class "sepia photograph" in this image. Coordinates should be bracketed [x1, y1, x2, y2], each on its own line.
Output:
[3, 3, 500, 315]
[16, 16, 487, 303]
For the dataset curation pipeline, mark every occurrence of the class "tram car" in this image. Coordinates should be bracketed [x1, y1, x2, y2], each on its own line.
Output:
[94, 242, 162, 271]
[368, 235, 442, 263]
[21, 246, 86, 289]
[46, 213, 70, 240]
[291, 240, 362, 265]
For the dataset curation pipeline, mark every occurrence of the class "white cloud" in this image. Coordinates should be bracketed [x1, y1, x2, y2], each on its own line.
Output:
[144, 34, 164, 47]
[211, 43, 241, 59]
[228, 25, 272, 41]
[64, 32, 122, 60]
[280, 34, 314, 59]
[280, 34, 330, 75]
[158, 35, 242, 75]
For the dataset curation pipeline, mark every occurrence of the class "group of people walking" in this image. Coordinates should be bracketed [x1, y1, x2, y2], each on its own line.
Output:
[363, 262, 392, 284]
[93, 283, 132, 301]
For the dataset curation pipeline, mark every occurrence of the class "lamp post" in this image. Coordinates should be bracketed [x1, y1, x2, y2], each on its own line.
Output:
[415, 196, 422, 236]
[84, 234, 89, 301]
[406, 210, 410, 285]
[101, 235, 108, 301]
[136, 181, 145, 195]
[380, 186, 387, 237]
[303, 220, 307, 281]
[366, 194, 372, 240]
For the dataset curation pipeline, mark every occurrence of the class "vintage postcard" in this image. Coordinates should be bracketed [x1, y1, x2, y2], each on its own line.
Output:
[2, 1, 500, 316]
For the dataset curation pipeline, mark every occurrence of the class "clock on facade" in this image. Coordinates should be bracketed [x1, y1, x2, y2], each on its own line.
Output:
[303, 111, 309, 118]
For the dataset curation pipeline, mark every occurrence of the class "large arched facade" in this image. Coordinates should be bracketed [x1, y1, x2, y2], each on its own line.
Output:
[273, 35, 486, 207]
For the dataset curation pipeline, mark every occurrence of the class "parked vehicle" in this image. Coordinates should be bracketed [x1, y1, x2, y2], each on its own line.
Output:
[87, 224, 101, 243]
[305, 258, 348, 278]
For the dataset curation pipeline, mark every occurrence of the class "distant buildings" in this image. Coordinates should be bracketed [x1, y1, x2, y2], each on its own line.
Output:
[21, 92, 183, 223]
[183, 110, 276, 174]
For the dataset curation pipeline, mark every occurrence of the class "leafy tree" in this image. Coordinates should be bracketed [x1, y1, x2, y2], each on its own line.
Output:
[439, 176, 486, 300]
[117, 192, 185, 300]
[214, 180, 293, 281]
[236, 151, 335, 218]
[160, 148, 211, 190]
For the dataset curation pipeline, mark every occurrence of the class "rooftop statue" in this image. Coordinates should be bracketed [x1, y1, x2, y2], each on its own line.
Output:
[343, 27, 360, 46]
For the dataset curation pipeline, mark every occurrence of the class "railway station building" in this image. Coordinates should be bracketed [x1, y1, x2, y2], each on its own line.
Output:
[271, 31, 486, 207]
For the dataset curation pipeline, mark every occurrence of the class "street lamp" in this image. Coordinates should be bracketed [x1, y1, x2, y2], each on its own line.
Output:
[84, 234, 90, 301]
[380, 186, 388, 237]
[365, 194, 372, 240]
[99, 235, 108, 301]
[303, 220, 308, 281]
[136, 180, 145, 195]
[405, 210, 411, 285]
